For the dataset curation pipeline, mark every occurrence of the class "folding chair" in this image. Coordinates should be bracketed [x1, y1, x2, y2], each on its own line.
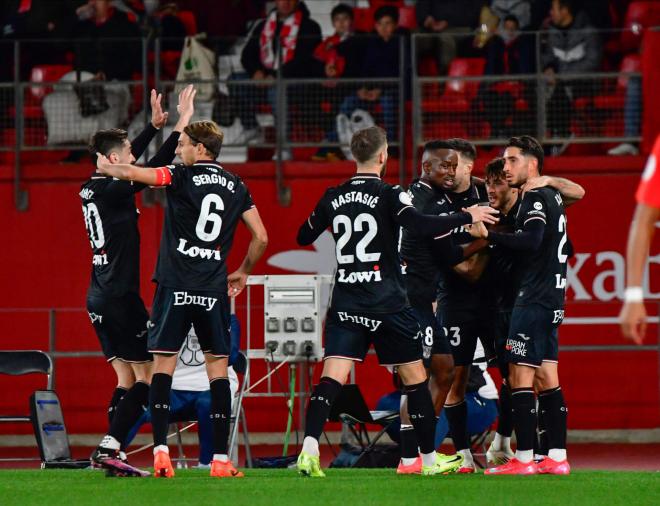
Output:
[0, 350, 53, 462]
[173, 351, 252, 468]
[328, 384, 398, 463]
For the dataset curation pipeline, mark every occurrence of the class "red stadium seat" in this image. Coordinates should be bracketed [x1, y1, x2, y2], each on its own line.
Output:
[29, 64, 73, 100]
[178, 10, 198, 35]
[423, 58, 486, 113]
[353, 8, 374, 33]
[620, 1, 660, 51]
[593, 54, 641, 110]
[398, 6, 416, 30]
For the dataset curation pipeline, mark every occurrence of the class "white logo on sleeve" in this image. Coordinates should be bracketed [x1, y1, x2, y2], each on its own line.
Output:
[533, 202, 543, 210]
[173, 291, 218, 311]
[399, 192, 413, 206]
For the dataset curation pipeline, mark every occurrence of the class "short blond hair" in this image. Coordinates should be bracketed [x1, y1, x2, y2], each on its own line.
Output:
[184, 121, 224, 159]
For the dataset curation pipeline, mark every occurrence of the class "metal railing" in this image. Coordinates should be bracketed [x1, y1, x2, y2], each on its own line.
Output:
[0, 28, 649, 209]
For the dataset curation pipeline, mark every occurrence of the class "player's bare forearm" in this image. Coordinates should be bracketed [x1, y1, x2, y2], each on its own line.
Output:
[239, 208, 268, 275]
[96, 156, 162, 186]
[626, 203, 659, 287]
[546, 176, 585, 206]
[453, 249, 489, 283]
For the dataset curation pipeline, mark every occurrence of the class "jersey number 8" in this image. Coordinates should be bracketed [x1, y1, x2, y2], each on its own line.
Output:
[196, 194, 224, 242]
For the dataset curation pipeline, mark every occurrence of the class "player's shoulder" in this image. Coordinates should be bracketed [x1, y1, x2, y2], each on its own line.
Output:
[528, 186, 562, 207]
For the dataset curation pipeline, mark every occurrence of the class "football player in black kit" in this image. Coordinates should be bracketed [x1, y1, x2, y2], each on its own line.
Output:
[481, 157, 584, 467]
[83, 86, 196, 475]
[474, 136, 574, 475]
[294, 127, 499, 477]
[95, 119, 268, 479]
[397, 140, 489, 474]
[430, 138, 492, 472]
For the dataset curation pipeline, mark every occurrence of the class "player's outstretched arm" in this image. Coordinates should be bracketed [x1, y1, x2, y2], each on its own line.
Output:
[396, 205, 499, 237]
[96, 154, 169, 186]
[523, 175, 585, 207]
[228, 208, 269, 297]
[619, 203, 659, 344]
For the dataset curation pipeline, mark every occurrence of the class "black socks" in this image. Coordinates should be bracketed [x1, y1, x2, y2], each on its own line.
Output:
[497, 382, 513, 437]
[107, 386, 127, 425]
[511, 388, 536, 452]
[445, 400, 469, 451]
[404, 381, 437, 455]
[210, 377, 232, 455]
[304, 376, 342, 440]
[150, 373, 172, 447]
[107, 381, 149, 445]
[539, 386, 567, 451]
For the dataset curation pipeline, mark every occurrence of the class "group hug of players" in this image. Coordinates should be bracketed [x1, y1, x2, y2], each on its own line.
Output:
[80, 83, 584, 478]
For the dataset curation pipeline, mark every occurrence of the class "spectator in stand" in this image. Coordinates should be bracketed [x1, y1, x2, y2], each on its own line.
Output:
[490, 0, 532, 30]
[608, 73, 641, 156]
[1, 0, 81, 77]
[541, 0, 602, 142]
[323, 6, 407, 156]
[416, 0, 484, 74]
[311, 3, 365, 162]
[228, 0, 321, 159]
[479, 14, 535, 138]
[178, 0, 267, 53]
[74, 0, 142, 81]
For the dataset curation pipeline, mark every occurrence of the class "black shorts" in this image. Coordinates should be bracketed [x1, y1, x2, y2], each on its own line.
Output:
[505, 304, 563, 367]
[149, 285, 231, 357]
[436, 309, 495, 367]
[324, 307, 423, 367]
[86, 291, 151, 363]
[411, 306, 451, 368]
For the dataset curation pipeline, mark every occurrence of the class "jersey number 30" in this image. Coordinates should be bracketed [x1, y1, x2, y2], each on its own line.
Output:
[333, 213, 380, 264]
[196, 194, 224, 242]
[82, 203, 105, 248]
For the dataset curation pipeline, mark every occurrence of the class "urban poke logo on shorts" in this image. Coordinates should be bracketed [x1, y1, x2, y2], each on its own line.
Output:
[173, 291, 218, 311]
[337, 311, 382, 332]
[505, 337, 527, 357]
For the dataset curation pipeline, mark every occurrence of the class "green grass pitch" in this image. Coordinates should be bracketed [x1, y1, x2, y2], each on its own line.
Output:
[1, 469, 658, 506]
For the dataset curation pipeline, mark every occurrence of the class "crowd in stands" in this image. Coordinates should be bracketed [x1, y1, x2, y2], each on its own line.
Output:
[0, 0, 650, 157]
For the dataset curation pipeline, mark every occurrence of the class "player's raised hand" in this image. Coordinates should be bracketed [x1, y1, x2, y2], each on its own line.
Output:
[177, 84, 196, 120]
[619, 301, 647, 345]
[150, 89, 168, 129]
[463, 205, 499, 225]
[227, 270, 248, 297]
[521, 175, 551, 195]
[96, 153, 111, 173]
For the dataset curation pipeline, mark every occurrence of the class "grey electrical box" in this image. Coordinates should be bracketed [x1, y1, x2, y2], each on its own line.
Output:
[263, 275, 325, 362]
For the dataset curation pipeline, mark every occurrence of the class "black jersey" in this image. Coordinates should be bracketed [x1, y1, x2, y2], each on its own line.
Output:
[513, 187, 568, 310]
[400, 179, 463, 309]
[153, 161, 255, 292]
[436, 179, 489, 312]
[80, 176, 145, 297]
[482, 198, 522, 312]
[302, 174, 414, 313]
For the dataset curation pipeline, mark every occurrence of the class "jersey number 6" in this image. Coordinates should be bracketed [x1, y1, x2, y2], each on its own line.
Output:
[196, 193, 224, 242]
